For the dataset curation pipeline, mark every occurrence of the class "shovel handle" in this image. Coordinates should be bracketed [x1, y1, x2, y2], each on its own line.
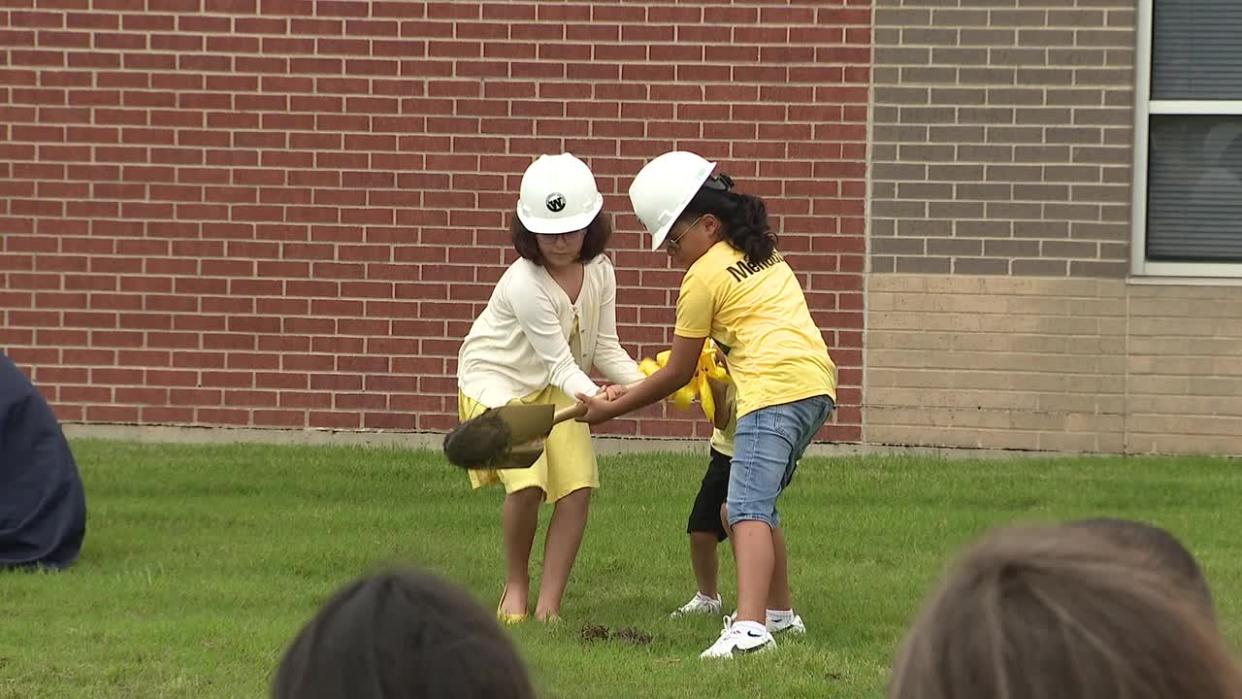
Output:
[553, 402, 588, 424]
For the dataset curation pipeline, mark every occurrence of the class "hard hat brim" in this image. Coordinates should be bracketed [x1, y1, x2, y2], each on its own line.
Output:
[516, 195, 604, 235]
[647, 161, 715, 251]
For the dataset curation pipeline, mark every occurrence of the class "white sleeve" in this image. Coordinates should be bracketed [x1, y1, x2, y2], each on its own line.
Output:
[591, 261, 645, 385]
[508, 270, 600, 399]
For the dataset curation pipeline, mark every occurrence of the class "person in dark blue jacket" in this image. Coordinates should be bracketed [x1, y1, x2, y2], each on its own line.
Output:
[0, 352, 86, 569]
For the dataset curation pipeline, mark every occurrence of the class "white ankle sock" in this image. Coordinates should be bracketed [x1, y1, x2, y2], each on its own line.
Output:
[766, 609, 794, 624]
[696, 592, 720, 603]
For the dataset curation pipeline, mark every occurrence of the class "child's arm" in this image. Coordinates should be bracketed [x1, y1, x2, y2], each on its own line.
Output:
[577, 333, 703, 424]
[580, 267, 710, 424]
[706, 377, 732, 431]
[703, 347, 732, 430]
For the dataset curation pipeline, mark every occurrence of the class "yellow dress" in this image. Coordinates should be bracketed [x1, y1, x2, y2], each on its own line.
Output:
[458, 385, 597, 503]
[459, 313, 597, 504]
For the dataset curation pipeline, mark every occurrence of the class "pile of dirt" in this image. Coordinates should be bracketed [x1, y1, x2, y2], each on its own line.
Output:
[579, 624, 610, 642]
[578, 624, 654, 646]
[613, 627, 653, 646]
[442, 410, 511, 469]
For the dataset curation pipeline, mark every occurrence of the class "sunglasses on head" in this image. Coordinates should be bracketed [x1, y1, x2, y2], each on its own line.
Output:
[702, 173, 733, 192]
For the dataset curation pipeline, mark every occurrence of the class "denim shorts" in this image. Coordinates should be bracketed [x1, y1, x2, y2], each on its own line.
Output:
[726, 395, 834, 529]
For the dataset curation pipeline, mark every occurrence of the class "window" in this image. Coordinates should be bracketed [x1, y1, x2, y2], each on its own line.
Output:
[1133, 0, 1242, 277]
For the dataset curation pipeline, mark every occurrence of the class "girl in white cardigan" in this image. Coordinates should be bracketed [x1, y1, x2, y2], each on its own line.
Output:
[457, 153, 643, 623]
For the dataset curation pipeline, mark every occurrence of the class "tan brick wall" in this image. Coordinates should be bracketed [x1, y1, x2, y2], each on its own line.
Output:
[1127, 285, 1242, 455]
[871, 0, 1135, 277]
[867, 276, 1242, 455]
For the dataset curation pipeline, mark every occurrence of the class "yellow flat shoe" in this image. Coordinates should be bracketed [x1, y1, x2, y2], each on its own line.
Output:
[497, 611, 528, 625]
[497, 585, 528, 625]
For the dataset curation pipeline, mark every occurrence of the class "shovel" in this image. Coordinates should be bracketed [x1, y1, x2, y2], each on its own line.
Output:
[443, 402, 588, 470]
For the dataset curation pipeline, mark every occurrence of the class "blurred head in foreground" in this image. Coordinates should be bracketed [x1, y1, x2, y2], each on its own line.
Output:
[888, 525, 1241, 699]
[273, 568, 535, 699]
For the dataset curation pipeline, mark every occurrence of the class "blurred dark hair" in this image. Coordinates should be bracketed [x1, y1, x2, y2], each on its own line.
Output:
[273, 568, 535, 699]
[511, 213, 612, 266]
[674, 173, 776, 264]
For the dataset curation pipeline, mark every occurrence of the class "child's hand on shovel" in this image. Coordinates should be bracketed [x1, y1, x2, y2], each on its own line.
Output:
[599, 382, 634, 401]
[575, 390, 618, 425]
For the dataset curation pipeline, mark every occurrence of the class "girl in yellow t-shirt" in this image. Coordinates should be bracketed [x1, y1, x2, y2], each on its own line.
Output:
[578, 151, 836, 659]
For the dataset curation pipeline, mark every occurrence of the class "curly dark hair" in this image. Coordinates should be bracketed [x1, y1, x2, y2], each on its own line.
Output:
[674, 173, 777, 264]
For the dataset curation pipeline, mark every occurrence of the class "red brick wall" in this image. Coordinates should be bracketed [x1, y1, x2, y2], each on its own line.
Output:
[0, 1, 869, 443]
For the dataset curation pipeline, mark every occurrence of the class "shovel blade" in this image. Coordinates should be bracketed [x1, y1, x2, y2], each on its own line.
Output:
[491, 403, 556, 445]
[495, 440, 546, 469]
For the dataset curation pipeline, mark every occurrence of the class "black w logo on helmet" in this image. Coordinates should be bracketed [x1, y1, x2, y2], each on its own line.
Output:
[545, 193, 566, 212]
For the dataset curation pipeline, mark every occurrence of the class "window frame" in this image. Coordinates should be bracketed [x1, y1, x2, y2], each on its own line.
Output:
[1132, 0, 1242, 278]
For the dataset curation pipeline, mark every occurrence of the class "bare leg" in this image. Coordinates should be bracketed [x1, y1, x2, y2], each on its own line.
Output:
[732, 520, 774, 624]
[534, 487, 591, 620]
[499, 486, 543, 617]
[690, 532, 721, 598]
[768, 526, 792, 611]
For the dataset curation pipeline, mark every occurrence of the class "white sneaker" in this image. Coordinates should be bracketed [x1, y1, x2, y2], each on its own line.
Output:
[699, 618, 776, 659]
[670, 592, 722, 618]
[724, 611, 807, 635]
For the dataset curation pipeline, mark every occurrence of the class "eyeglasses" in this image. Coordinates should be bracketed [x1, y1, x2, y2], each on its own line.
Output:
[664, 216, 702, 254]
[536, 229, 585, 243]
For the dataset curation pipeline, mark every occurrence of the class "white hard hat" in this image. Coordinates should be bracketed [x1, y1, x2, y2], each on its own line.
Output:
[628, 151, 716, 251]
[516, 153, 604, 234]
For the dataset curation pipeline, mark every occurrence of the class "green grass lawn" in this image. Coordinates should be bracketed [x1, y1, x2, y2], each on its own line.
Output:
[2, 440, 1240, 698]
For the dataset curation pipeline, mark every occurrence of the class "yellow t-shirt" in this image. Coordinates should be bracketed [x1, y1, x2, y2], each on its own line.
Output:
[675, 241, 836, 418]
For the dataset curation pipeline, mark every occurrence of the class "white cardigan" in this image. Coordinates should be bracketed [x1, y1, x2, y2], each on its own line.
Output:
[458, 255, 644, 409]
